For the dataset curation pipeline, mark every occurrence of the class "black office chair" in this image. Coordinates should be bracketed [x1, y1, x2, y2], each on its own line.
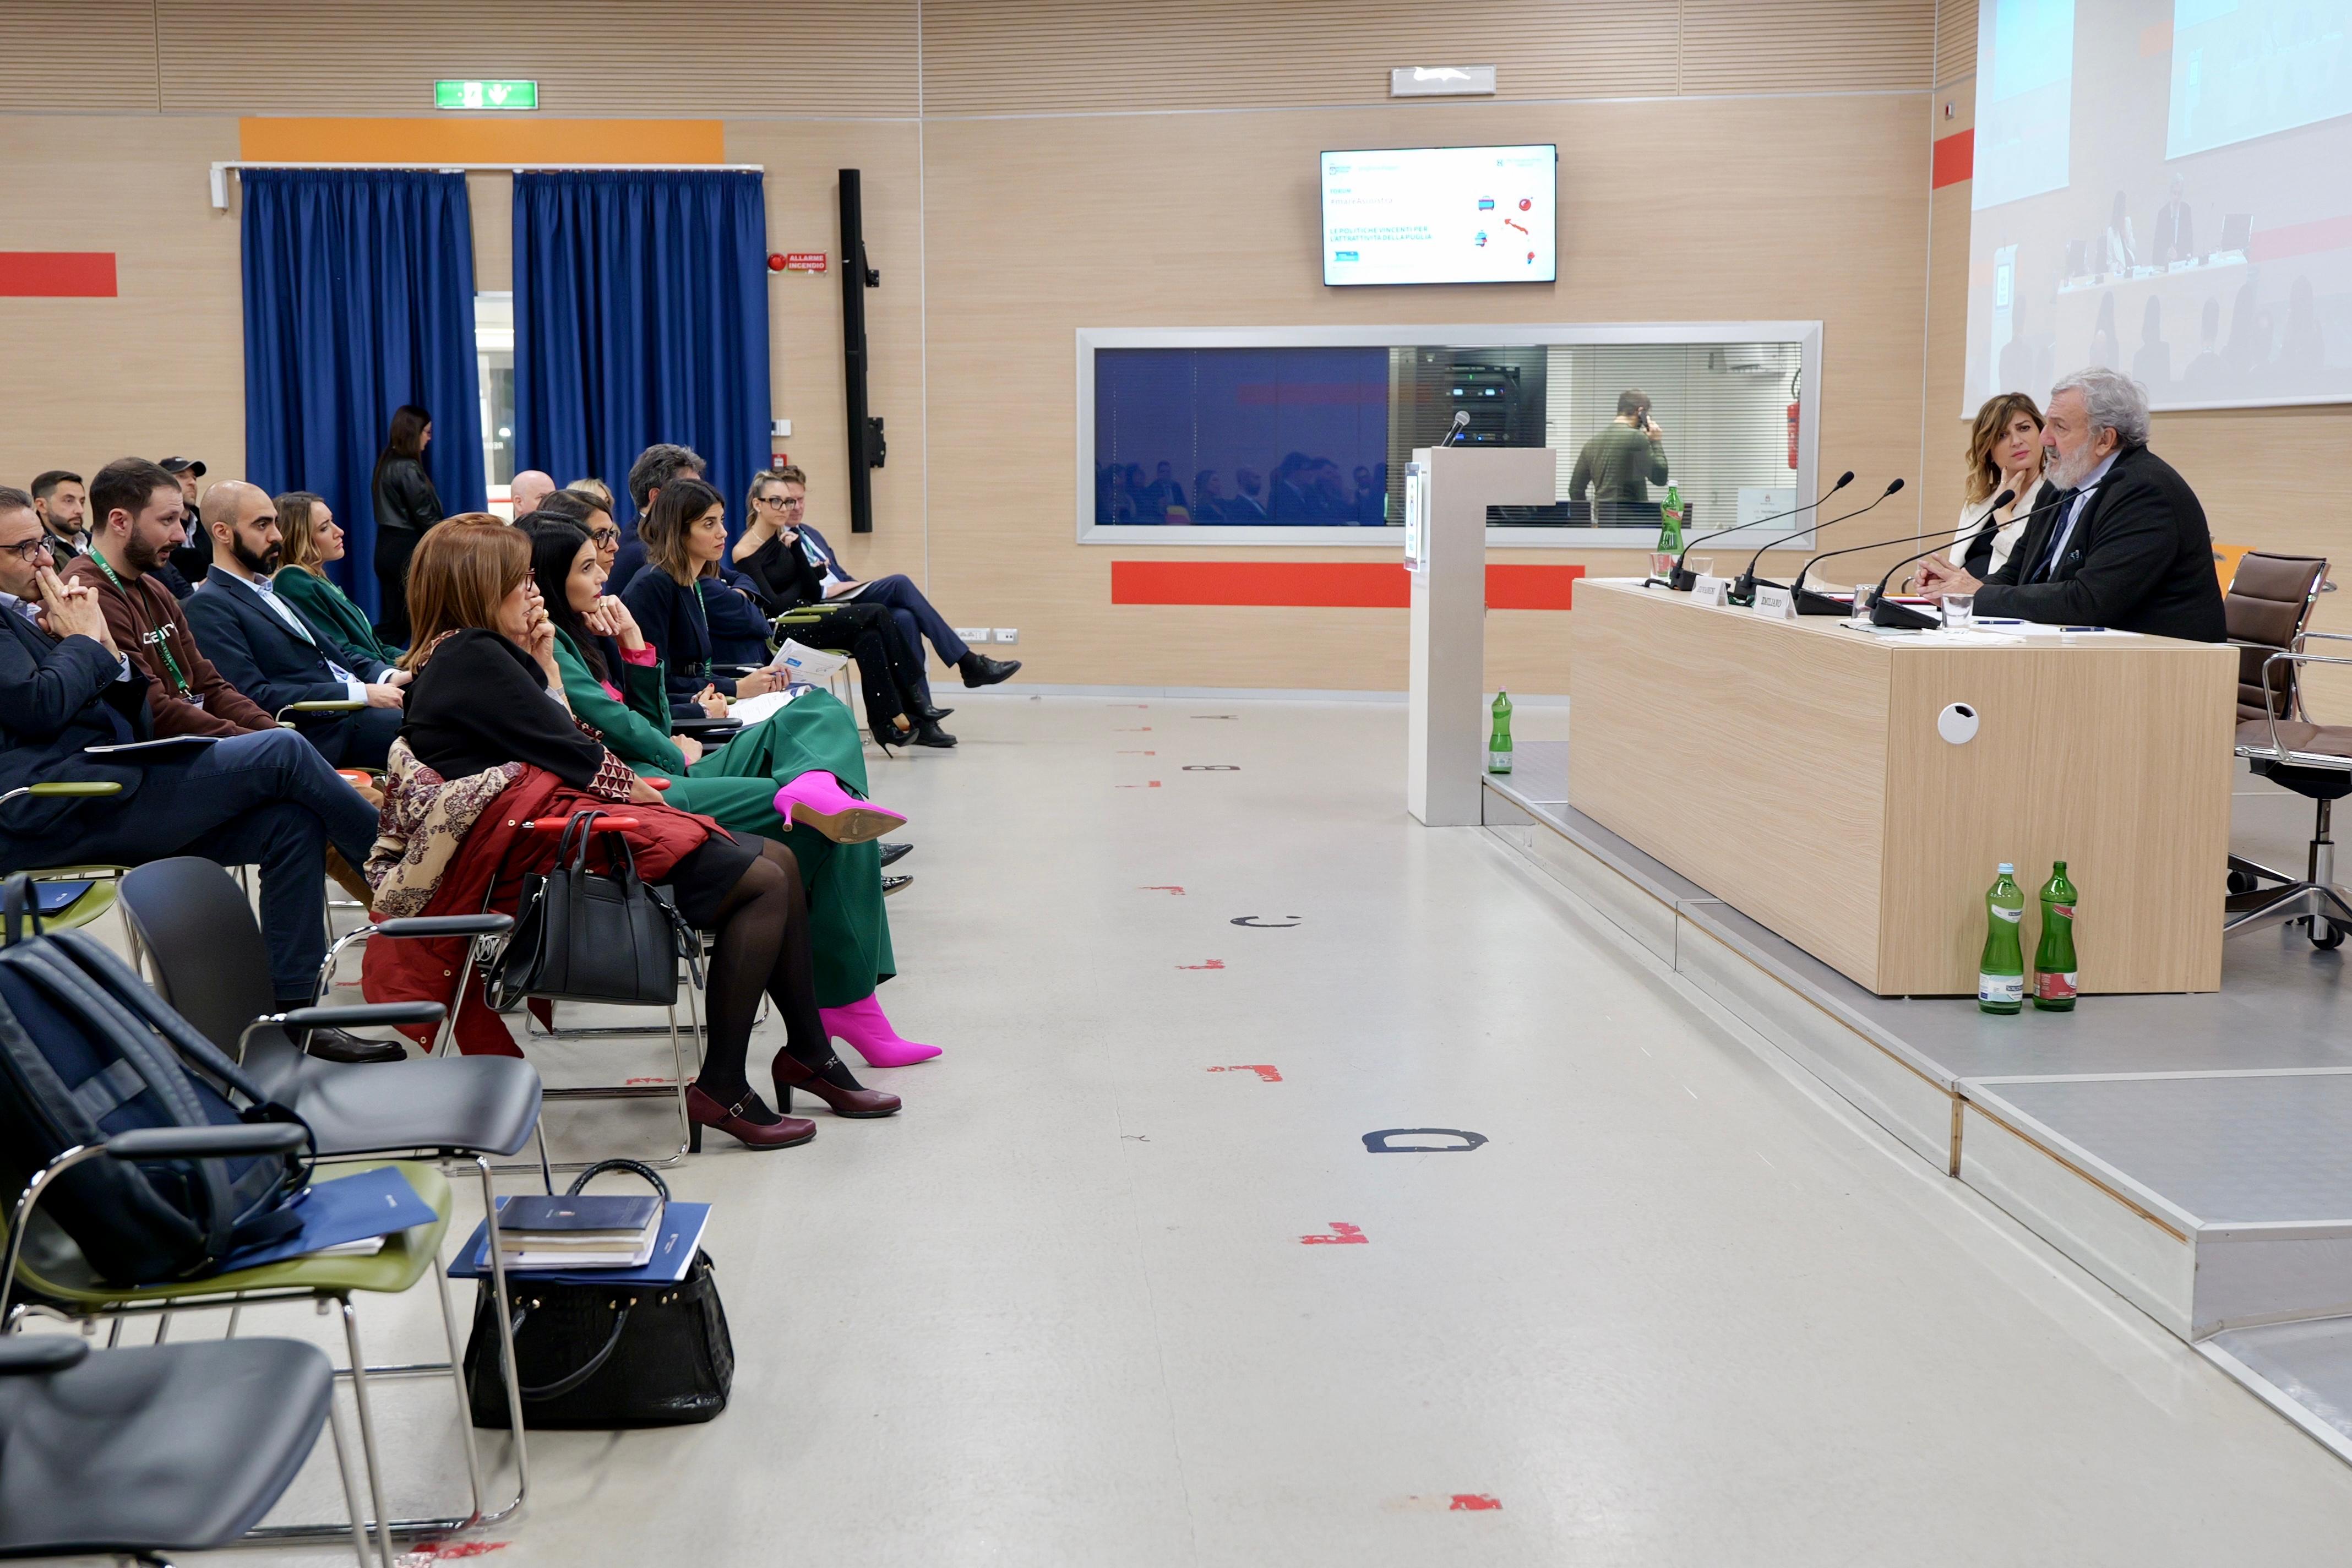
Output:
[116, 857, 541, 1543]
[2221, 553, 2349, 948]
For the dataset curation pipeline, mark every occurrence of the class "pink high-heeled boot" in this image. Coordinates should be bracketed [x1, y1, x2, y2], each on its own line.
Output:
[774, 771, 907, 845]
[820, 993, 941, 1067]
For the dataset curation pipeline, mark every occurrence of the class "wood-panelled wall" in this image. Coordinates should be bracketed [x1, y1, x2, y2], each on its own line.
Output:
[4, 0, 1962, 693]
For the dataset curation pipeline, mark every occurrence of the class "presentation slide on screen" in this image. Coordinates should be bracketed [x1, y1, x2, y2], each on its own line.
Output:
[1321, 145, 1557, 287]
[1966, 0, 2352, 412]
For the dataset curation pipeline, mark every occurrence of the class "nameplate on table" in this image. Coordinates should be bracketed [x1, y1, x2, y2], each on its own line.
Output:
[1690, 575, 1729, 607]
[1750, 585, 1798, 620]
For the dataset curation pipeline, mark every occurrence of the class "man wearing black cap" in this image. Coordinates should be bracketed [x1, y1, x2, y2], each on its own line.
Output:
[156, 455, 206, 596]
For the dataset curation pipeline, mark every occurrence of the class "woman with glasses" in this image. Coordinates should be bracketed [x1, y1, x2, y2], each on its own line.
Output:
[271, 491, 406, 668]
[728, 470, 945, 748]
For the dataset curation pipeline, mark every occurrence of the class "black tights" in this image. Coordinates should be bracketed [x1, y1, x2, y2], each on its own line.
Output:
[694, 840, 832, 1107]
[787, 601, 924, 736]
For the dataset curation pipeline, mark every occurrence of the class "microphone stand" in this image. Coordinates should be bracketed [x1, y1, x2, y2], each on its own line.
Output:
[1643, 472, 1853, 592]
[1867, 489, 2072, 629]
[1757, 482, 1907, 611]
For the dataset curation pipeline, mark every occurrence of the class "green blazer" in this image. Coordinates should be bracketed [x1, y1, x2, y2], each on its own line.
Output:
[272, 566, 404, 671]
[551, 628, 685, 775]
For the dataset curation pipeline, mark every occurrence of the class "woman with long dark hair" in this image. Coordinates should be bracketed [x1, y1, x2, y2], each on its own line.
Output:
[617, 477, 791, 720]
[528, 517, 936, 1065]
[370, 404, 441, 644]
[382, 521, 906, 1146]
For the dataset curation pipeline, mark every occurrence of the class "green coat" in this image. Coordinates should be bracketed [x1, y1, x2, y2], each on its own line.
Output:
[272, 566, 404, 669]
[551, 628, 892, 1006]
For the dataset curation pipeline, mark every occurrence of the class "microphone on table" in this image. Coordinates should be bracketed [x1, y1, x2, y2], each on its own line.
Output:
[1864, 487, 2073, 629]
[1645, 471, 1854, 592]
[1440, 410, 1471, 448]
[1750, 479, 1907, 611]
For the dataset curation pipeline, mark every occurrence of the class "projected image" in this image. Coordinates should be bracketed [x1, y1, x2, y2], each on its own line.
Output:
[1321, 146, 1557, 287]
[1964, 0, 2352, 411]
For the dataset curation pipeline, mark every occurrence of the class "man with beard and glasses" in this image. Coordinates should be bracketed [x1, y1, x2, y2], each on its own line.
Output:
[0, 481, 396, 1059]
[1912, 367, 2225, 641]
[188, 480, 408, 768]
[64, 458, 280, 739]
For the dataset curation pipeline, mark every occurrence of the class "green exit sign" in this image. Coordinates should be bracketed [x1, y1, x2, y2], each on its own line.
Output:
[434, 79, 538, 111]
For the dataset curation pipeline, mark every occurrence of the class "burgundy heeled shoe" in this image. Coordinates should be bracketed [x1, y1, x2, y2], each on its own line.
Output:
[772, 1049, 902, 1118]
[686, 1084, 818, 1151]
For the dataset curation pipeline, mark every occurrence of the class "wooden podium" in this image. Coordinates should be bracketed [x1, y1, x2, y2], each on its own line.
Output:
[1567, 580, 2236, 995]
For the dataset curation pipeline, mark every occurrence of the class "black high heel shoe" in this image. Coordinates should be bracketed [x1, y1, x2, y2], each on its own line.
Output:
[772, 1049, 902, 1118]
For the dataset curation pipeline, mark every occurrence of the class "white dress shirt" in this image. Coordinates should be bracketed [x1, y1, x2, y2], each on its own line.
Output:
[216, 568, 366, 698]
[1950, 478, 2050, 578]
[2029, 451, 2119, 583]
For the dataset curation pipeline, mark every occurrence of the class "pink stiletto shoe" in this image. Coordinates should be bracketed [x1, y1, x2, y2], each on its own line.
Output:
[773, 771, 907, 845]
[820, 993, 941, 1068]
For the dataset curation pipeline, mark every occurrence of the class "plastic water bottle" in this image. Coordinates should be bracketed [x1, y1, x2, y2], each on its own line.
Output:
[2033, 861, 2078, 1011]
[1488, 692, 1513, 774]
[1656, 483, 1685, 552]
[1979, 863, 2025, 1014]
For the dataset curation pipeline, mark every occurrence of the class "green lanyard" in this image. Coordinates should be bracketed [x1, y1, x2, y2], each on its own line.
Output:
[685, 575, 711, 658]
[89, 549, 192, 697]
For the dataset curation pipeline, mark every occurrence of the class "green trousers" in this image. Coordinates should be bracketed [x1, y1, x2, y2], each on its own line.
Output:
[635, 692, 893, 1008]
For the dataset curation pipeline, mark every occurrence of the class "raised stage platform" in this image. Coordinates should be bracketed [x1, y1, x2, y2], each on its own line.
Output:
[1484, 738, 2352, 1464]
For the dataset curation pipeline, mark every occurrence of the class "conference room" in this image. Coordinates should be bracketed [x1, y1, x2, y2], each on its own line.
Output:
[3, 1, 2352, 1564]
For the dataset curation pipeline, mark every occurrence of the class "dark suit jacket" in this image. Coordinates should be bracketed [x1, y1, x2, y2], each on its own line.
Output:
[1974, 445, 2226, 641]
[188, 571, 391, 744]
[620, 567, 733, 708]
[0, 608, 157, 843]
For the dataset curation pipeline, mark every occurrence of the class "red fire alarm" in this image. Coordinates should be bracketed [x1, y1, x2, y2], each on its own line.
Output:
[766, 253, 786, 271]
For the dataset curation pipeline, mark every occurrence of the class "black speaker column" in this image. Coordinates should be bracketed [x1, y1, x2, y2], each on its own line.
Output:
[838, 168, 884, 533]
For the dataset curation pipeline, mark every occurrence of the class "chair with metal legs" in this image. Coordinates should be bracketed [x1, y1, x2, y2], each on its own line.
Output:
[0, 1125, 379, 1568]
[116, 858, 541, 1547]
[0, 781, 134, 955]
[2230, 632, 2352, 949]
[2, 1123, 461, 1568]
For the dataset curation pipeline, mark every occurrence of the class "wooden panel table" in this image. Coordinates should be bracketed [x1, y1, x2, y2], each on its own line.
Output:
[1567, 579, 2237, 995]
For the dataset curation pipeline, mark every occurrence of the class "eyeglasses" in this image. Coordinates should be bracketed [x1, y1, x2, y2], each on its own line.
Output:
[0, 537, 55, 563]
[590, 529, 620, 546]
[755, 494, 804, 509]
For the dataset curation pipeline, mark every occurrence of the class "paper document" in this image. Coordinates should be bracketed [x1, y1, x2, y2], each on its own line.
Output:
[726, 687, 809, 727]
[765, 639, 848, 682]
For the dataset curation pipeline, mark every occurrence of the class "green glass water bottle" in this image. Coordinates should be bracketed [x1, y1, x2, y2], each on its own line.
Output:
[1979, 863, 2025, 1014]
[1488, 691, 1513, 774]
[1656, 483, 1685, 553]
[2033, 861, 2078, 1011]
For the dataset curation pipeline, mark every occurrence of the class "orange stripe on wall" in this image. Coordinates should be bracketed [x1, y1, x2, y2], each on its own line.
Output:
[239, 118, 725, 165]
[1931, 128, 1973, 189]
[1110, 560, 1585, 609]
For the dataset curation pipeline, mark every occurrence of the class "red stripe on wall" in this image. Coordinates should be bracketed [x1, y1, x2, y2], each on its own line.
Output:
[2250, 213, 2352, 264]
[1109, 560, 1586, 609]
[0, 253, 117, 297]
[1931, 129, 1973, 190]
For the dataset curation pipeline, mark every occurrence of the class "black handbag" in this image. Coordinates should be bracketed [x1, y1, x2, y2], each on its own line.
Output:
[462, 1159, 733, 1428]
[484, 809, 698, 1010]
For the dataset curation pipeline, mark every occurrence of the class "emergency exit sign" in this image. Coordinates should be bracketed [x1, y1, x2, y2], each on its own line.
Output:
[434, 79, 538, 111]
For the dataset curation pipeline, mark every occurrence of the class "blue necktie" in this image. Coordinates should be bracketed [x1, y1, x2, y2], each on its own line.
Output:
[2029, 489, 2081, 582]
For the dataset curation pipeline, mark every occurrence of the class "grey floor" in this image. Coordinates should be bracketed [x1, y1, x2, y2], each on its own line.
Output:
[125, 700, 2352, 1564]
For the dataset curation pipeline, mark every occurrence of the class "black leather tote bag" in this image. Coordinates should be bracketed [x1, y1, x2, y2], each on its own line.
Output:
[485, 809, 694, 1010]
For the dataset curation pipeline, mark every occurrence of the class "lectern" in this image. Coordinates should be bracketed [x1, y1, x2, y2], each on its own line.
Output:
[1405, 445, 1559, 826]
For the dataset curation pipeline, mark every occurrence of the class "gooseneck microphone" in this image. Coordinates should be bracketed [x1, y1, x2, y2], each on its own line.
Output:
[1651, 471, 1853, 592]
[1752, 478, 1907, 609]
[1865, 487, 2073, 629]
[1441, 410, 1472, 448]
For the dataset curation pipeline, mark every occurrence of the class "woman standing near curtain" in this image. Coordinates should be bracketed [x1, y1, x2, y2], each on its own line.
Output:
[273, 491, 406, 667]
[371, 404, 442, 644]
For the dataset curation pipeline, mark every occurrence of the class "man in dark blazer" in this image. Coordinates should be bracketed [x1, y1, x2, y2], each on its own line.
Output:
[187, 481, 406, 769]
[0, 487, 395, 1055]
[1915, 368, 2224, 641]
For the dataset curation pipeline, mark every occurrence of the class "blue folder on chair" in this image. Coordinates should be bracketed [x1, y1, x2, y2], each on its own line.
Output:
[214, 1166, 438, 1272]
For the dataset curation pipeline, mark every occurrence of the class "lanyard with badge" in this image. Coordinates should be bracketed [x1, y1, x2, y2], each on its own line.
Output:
[88, 550, 196, 701]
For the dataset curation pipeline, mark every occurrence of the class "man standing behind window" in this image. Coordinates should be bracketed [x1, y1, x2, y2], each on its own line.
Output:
[1568, 390, 1669, 525]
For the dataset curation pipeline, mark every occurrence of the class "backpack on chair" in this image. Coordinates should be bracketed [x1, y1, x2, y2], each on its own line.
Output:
[0, 875, 314, 1285]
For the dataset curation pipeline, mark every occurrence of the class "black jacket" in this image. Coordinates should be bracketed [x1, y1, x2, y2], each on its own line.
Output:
[372, 456, 443, 536]
[0, 607, 157, 845]
[1974, 445, 2226, 641]
[400, 628, 605, 788]
[735, 530, 829, 614]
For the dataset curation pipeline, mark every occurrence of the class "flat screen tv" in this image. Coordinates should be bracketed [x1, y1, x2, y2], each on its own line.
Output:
[1320, 144, 1558, 287]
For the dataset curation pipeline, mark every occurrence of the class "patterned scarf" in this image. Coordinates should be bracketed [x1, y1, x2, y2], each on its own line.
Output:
[367, 738, 524, 918]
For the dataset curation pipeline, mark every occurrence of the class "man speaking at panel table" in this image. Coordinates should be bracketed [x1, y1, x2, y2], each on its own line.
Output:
[1914, 368, 2225, 642]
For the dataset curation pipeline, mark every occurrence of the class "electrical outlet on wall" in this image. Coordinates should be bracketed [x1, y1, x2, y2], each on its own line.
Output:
[993, 628, 1019, 644]
[952, 626, 989, 644]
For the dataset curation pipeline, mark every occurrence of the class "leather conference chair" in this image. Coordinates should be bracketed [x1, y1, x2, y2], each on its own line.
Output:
[2222, 552, 2350, 947]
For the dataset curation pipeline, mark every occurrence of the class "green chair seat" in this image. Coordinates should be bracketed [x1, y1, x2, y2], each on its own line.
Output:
[14, 1158, 450, 1309]
[20, 865, 127, 934]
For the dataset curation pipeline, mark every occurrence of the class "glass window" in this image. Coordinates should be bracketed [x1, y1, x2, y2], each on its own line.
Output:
[475, 293, 516, 496]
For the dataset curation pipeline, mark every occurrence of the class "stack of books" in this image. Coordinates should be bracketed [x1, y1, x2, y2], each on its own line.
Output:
[493, 1191, 663, 1271]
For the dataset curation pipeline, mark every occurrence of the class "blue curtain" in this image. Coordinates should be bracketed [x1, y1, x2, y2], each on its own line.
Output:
[513, 171, 771, 532]
[241, 170, 484, 619]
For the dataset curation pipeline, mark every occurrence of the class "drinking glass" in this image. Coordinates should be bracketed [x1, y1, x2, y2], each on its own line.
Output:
[1850, 584, 1877, 623]
[1684, 556, 1713, 579]
[1942, 593, 1976, 631]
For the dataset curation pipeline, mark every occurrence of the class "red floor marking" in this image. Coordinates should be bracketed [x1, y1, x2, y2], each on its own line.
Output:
[623, 1075, 674, 1086]
[1140, 885, 1185, 894]
[1299, 1222, 1366, 1245]
[1449, 1494, 1502, 1511]
[1208, 1065, 1282, 1081]
[1115, 781, 1162, 789]
[1113, 726, 1152, 732]
[1117, 749, 1157, 755]
[1178, 959, 1225, 970]
[1110, 703, 1150, 708]
[398, 1543, 511, 1565]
